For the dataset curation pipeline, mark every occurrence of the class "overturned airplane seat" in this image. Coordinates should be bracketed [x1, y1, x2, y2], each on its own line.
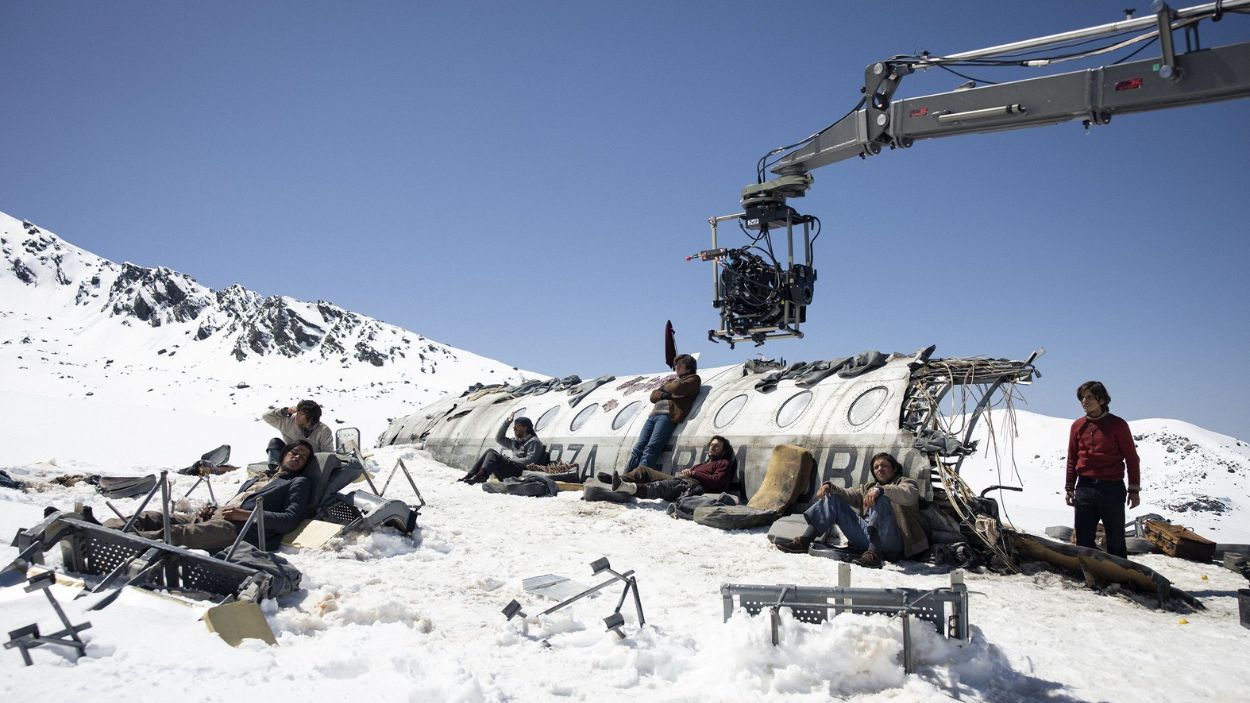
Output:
[284, 453, 420, 544]
[8, 512, 285, 603]
[694, 444, 813, 530]
[322, 491, 418, 534]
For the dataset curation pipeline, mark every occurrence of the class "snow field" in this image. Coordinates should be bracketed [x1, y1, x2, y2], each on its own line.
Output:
[2, 447, 1248, 702]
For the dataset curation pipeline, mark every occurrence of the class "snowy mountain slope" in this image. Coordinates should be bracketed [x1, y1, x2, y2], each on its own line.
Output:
[0, 211, 532, 466]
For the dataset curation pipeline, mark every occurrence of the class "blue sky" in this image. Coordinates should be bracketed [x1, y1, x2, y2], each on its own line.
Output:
[3, 1, 1248, 440]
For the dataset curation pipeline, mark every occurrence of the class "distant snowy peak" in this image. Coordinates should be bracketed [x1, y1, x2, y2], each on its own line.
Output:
[3, 216, 115, 294]
[0, 211, 464, 368]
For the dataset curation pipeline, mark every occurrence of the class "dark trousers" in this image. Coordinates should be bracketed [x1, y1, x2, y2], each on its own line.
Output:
[638, 478, 698, 501]
[463, 449, 526, 484]
[1074, 477, 1127, 558]
[622, 466, 672, 483]
[622, 466, 698, 501]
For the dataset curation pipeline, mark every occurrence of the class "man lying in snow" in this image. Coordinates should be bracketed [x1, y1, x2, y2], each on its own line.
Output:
[99, 441, 314, 551]
[458, 412, 547, 485]
[592, 436, 735, 501]
[773, 452, 929, 569]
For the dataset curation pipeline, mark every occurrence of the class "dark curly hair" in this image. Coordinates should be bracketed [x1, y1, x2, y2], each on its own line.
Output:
[280, 440, 314, 472]
[296, 399, 322, 424]
[869, 452, 903, 478]
[673, 353, 697, 373]
[1076, 381, 1110, 411]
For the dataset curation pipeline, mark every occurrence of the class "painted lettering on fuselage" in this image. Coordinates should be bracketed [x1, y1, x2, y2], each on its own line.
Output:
[546, 443, 598, 477]
[546, 441, 877, 487]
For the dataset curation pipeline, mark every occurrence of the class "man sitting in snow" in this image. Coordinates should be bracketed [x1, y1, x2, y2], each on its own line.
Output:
[263, 400, 334, 466]
[773, 452, 929, 569]
[458, 412, 547, 484]
[101, 441, 314, 551]
[593, 435, 735, 501]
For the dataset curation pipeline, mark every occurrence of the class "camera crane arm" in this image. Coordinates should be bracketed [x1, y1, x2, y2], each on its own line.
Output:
[754, 0, 1250, 202]
[707, 1, 1250, 347]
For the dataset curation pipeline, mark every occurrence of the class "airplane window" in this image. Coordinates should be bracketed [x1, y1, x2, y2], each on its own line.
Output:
[570, 404, 599, 432]
[848, 386, 889, 426]
[612, 401, 642, 430]
[535, 406, 560, 432]
[714, 394, 748, 428]
[776, 391, 813, 427]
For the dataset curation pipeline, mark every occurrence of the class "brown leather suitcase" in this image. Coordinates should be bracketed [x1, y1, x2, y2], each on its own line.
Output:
[1142, 518, 1216, 562]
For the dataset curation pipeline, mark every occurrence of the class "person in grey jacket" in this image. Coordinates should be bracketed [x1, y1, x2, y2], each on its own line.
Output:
[459, 412, 547, 484]
[263, 400, 334, 465]
[103, 441, 315, 551]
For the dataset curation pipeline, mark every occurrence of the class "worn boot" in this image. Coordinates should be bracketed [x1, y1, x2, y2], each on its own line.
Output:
[266, 438, 285, 471]
[614, 480, 637, 496]
[596, 472, 615, 485]
[774, 535, 813, 554]
[80, 505, 102, 526]
[854, 550, 883, 569]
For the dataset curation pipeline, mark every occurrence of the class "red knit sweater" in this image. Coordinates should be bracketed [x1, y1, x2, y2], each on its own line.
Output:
[688, 457, 734, 493]
[1065, 413, 1140, 490]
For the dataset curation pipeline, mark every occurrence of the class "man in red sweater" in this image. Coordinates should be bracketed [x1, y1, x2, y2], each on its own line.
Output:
[1066, 380, 1141, 558]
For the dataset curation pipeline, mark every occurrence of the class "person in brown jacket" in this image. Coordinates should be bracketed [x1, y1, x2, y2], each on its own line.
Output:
[774, 452, 929, 568]
[624, 354, 701, 471]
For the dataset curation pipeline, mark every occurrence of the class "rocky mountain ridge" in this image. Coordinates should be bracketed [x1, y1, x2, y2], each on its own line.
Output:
[2, 212, 462, 370]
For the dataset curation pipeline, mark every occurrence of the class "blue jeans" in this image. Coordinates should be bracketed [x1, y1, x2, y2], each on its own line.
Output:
[626, 414, 675, 471]
[803, 492, 903, 556]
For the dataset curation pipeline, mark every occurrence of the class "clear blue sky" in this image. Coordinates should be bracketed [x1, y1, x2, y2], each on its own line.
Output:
[4, 1, 1248, 440]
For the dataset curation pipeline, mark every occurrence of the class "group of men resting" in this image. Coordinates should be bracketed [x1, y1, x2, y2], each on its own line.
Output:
[89, 400, 335, 553]
[455, 352, 927, 569]
[459, 369, 1143, 571]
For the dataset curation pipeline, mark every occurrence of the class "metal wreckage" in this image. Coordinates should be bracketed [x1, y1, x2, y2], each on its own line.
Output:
[3, 430, 424, 657]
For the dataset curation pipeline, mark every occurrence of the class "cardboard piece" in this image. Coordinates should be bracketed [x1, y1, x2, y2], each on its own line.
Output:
[281, 519, 343, 549]
[203, 601, 277, 647]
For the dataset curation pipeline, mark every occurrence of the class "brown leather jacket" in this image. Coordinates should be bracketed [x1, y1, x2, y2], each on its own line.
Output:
[648, 372, 702, 424]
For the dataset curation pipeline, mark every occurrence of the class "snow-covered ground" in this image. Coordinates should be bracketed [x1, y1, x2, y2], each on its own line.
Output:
[2, 443, 1248, 702]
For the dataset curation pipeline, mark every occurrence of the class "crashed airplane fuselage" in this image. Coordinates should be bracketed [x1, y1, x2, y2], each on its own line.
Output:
[379, 345, 1039, 503]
